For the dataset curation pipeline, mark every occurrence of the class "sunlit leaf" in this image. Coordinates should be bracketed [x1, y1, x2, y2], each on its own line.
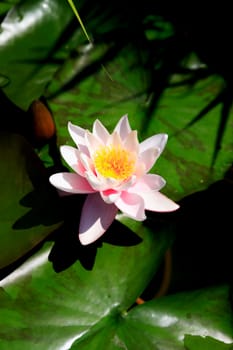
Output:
[1, 239, 232, 350]
[0, 214, 173, 349]
[115, 285, 233, 350]
[0, 0, 75, 110]
[184, 335, 233, 350]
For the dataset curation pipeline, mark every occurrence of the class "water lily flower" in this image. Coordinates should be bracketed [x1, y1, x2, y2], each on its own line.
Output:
[49, 115, 179, 245]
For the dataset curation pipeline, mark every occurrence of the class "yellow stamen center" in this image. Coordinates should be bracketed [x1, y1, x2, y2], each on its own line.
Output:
[93, 145, 136, 180]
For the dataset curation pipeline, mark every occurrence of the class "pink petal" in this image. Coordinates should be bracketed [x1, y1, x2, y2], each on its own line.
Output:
[139, 134, 168, 155]
[138, 148, 160, 173]
[129, 174, 166, 193]
[100, 189, 120, 204]
[60, 145, 86, 175]
[93, 119, 110, 143]
[115, 191, 146, 221]
[68, 122, 89, 154]
[138, 134, 168, 173]
[49, 173, 95, 194]
[79, 152, 94, 173]
[85, 170, 105, 191]
[86, 171, 122, 192]
[114, 114, 131, 140]
[142, 191, 180, 212]
[139, 134, 168, 171]
[85, 131, 104, 158]
[79, 193, 118, 245]
[134, 161, 146, 178]
[123, 130, 139, 154]
[115, 175, 137, 191]
[106, 131, 122, 147]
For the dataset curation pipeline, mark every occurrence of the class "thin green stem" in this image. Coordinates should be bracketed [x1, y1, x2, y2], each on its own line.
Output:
[66, 0, 92, 44]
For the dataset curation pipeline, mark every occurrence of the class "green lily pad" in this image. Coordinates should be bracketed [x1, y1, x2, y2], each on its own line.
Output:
[0, 0, 75, 110]
[1, 1, 232, 203]
[120, 285, 233, 350]
[0, 132, 61, 269]
[0, 213, 173, 349]
[0, 234, 232, 349]
[47, 47, 233, 202]
[184, 335, 233, 350]
[0, 1, 18, 16]
[0, 3, 232, 349]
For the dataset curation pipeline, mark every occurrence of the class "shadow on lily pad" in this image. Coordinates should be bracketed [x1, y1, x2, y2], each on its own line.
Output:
[48, 214, 143, 273]
[48, 224, 99, 272]
[12, 186, 62, 229]
[103, 220, 143, 246]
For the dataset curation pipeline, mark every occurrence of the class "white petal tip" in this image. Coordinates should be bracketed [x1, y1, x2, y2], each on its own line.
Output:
[157, 201, 180, 212]
[79, 230, 104, 245]
[79, 235, 92, 245]
[67, 121, 72, 129]
[168, 204, 180, 212]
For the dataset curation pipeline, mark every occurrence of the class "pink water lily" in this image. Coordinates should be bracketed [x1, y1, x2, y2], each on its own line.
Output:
[49, 115, 179, 245]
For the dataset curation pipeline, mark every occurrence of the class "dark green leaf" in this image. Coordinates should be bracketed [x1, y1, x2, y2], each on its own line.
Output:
[47, 46, 233, 202]
[0, 132, 61, 269]
[0, 1, 232, 202]
[0, 1, 19, 16]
